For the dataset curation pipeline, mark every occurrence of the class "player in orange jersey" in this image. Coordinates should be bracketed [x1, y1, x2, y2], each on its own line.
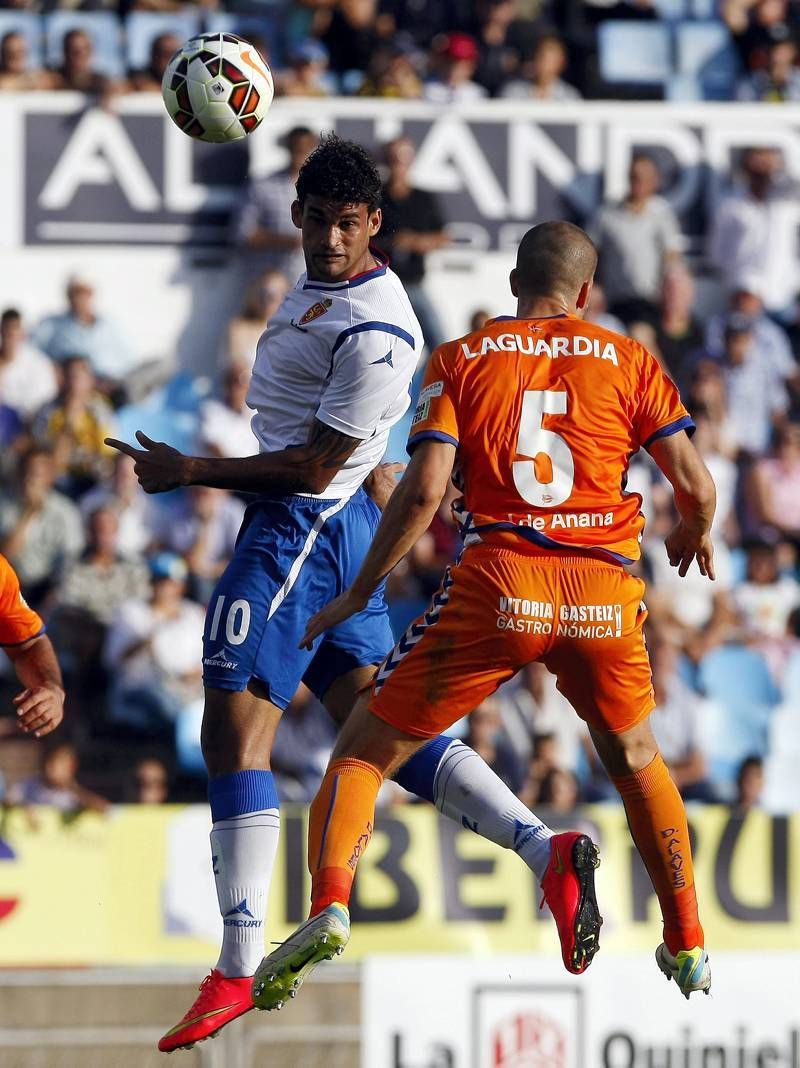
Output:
[0, 554, 64, 737]
[252, 221, 715, 1008]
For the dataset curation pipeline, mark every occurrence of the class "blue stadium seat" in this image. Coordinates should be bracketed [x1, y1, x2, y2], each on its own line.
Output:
[697, 645, 780, 790]
[44, 12, 124, 79]
[597, 22, 672, 86]
[675, 20, 740, 100]
[0, 12, 43, 67]
[203, 13, 283, 68]
[782, 649, 800, 705]
[125, 12, 201, 72]
[115, 373, 212, 457]
[652, 0, 689, 20]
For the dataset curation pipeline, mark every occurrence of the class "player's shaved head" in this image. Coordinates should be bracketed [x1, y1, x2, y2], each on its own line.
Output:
[513, 221, 597, 303]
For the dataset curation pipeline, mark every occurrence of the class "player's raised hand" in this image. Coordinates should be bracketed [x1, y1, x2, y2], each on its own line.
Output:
[299, 589, 368, 650]
[665, 519, 716, 581]
[104, 432, 189, 494]
[363, 461, 406, 511]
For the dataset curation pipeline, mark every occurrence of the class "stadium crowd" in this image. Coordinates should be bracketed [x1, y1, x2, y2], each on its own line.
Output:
[0, 0, 800, 103]
[1, 4, 800, 818]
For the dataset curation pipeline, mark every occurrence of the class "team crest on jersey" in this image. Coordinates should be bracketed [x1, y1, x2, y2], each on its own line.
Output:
[298, 298, 333, 326]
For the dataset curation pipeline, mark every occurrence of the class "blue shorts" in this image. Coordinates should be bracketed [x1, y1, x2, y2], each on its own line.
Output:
[201, 488, 394, 709]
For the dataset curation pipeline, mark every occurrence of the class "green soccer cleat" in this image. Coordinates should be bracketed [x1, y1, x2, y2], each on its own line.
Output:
[252, 902, 350, 1011]
[655, 943, 711, 999]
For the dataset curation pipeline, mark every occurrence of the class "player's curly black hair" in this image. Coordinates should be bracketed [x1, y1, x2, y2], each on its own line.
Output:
[295, 133, 382, 213]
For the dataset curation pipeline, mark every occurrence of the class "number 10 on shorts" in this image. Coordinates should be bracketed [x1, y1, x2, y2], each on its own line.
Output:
[208, 596, 252, 645]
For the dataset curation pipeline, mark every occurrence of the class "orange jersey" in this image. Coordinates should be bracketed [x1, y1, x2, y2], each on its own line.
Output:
[0, 554, 44, 647]
[408, 314, 693, 563]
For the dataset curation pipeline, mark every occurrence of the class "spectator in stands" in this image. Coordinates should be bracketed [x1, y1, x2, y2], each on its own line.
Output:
[715, 315, 789, 456]
[33, 355, 116, 497]
[685, 359, 737, 458]
[733, 540, 800, 641]
[648, 635, 710, 801]
[589, 153, 683, 325]
[129, 757, 171, 804]
[709, 147, 800, 320]
[378, 136, 449, 350]
[584, 281, 625, 334]
[656, 266, 704, 392]
[734, 754, 764, 811]
[747, 422, 800, 544]
[7, 741, 109, 816]
[518, 732, 561, 807]
[0, 308, 57, 419]
[357, 35, 422, 98]
[46, 29, 115, 99]
[0, 446, 84, 606]
[51, 506, 150, 685]
[691, 409, 738, 541]
[471, 0, 519, 97]
[198, 363, 258, 459]
[225, 268, 290, 366]
[424, 33, 488, 103]
[0, 30, 49, 91]
[469, 308, 491, 332]
[737, 33, 800, 102]
[154, 485, 245, 602]
[56, 507, 150, 628]
[464, 698, 524, 795]
[231, 126, 318, 282]
[128, 33, 180, 93]
[33, 273, 138, 385]
[538, 768, 580, 813]
[724, 0, 794, 71]
[278, 39, 331, 97]
[103, 552, 204, 734]
[501, 34, 581, 101]
[705, 281, 799, 399]
[320, 0, 381, 81]
[79, 452, 156, 559]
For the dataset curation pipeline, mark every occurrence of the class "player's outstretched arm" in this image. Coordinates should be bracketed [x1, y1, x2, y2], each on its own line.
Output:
[300, 439, 456, 648]
[104, 419, 360, 496]
[6, 635, 65, 738]
[649, 430, 717, 580]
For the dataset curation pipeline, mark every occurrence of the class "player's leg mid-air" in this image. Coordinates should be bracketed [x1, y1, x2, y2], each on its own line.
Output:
[108, 144, 601, 1055]
[253, 220, 713, 1012]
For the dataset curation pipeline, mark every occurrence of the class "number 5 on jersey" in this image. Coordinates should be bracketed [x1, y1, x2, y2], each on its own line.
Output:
[513, 390, 575, 508]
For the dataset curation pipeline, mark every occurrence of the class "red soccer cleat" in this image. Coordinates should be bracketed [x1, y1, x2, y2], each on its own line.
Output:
[158, 969, 254, 1053]
[540, 831, 603, 975]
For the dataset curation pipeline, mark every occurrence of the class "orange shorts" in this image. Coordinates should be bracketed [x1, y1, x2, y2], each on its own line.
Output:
[370, 544, 654, 738]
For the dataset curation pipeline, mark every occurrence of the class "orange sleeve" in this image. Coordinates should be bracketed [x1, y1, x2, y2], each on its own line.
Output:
[0, 556, 44, 647]
[632, 346, 695, 451]
[406, 344, 459, 454]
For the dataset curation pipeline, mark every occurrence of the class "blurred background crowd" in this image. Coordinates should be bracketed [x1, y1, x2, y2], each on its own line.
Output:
[1, 0, 800, 104]
[1, 3, 800, 825]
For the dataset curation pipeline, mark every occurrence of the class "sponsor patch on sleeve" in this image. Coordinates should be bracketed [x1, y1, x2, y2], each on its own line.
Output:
[411, 397, 430, 425]
[418, 380, 444, 402]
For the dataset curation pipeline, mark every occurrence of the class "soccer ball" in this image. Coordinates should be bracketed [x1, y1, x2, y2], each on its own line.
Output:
[162, 32, 274, 143]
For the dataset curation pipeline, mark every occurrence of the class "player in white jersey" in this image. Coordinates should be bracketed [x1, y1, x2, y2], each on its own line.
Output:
[108, 137, 597, 1053]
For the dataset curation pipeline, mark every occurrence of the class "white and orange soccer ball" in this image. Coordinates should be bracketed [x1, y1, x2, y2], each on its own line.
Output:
[161, 32, 274, 143]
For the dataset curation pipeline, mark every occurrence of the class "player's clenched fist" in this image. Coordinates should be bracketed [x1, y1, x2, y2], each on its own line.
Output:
[14, 683, 64, 738]
[105, 432, 190, 494]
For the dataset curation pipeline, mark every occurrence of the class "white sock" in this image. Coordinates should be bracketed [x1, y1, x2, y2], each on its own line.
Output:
[432, 740, 554, 879]
[210, 808, 280, 977]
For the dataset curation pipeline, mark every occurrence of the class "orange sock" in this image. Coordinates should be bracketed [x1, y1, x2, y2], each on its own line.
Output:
[307, 757, 383, 916]
[612, 753, 704, 955]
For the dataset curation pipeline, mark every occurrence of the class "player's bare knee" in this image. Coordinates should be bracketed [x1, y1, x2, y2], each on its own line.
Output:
[591, 719, 658, 777]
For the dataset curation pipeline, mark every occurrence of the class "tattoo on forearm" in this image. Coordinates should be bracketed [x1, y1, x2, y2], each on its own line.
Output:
[306, 420, 359, 470]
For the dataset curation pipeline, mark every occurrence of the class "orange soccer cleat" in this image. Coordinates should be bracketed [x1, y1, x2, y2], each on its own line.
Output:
[158, 969, 254, 1053]
[540, 831, 603, 975]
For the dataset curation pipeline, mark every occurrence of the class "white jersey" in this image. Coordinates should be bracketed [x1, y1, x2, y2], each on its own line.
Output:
[247, 252, 422, 499]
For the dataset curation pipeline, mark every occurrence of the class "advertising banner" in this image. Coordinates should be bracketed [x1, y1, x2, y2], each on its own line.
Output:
[5, 96, 800, 250]
[0, 804, 797, 965]
[362, 953, 800, 1068]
